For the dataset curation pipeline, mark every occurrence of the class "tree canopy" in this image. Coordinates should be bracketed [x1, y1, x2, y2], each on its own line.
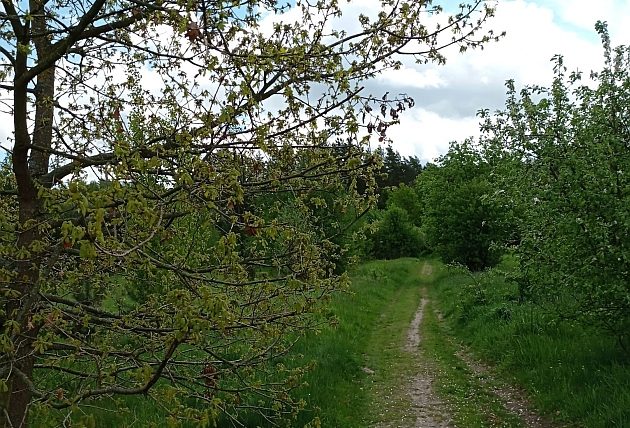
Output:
[0, 0, 499, 425]
[415, 141, 509, 271]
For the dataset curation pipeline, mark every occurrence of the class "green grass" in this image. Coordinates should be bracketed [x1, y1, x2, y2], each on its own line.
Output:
[421, 290, 525, 427]
[31, 256, 629, 427]
[30, 258, 428, 428]
[284, 258, 429, 427]
[427, 256, 630, 428]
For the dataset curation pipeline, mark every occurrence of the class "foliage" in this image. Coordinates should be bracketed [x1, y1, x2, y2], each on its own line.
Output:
[365, 207, 426, 260]
[416, 141, 509, 271]
[479, 23, 630, 339]
[0, 0, 500, 425]
[374, 146, 424, 208]
[429, 256, 630, 427]
[386, 183, 423, 227]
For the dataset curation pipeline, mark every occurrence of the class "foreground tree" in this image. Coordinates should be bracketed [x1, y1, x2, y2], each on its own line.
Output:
[480, 23, 629, 343]
[0, 0, 499, 425]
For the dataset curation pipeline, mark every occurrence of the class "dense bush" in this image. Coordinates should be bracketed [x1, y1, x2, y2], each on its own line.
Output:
[366, 207, 427, 260]
[480, 24, 630, 341]
[415, 142, 510, 271]
[386, 183, 423, 227]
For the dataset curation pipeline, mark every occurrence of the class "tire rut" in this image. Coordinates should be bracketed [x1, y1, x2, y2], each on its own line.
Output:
[454, 347, 558, 428]
[385, 260, 555, 428]
[404, 293, 452, 428]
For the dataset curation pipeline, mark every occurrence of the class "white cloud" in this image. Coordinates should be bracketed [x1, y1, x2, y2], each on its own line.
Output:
[543, 0, 630, 46]
[385, 108, 480, 164]
[384, 0, 627, 162]
[376, 67, 446, 89]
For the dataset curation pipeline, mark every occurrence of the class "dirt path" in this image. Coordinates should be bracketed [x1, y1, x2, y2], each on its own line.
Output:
[404, 294, 452, 427]
[393, 260, 452, 427]
[386, 260, 554, 428]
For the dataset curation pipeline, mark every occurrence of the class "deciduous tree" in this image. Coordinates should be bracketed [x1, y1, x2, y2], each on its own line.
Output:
[0, 0, 499, 425]
[480, 24, 630, 342]
[416, 141, 508, 270]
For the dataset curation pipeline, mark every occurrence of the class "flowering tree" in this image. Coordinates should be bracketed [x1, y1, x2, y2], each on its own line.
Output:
[479, 24, 630, 343]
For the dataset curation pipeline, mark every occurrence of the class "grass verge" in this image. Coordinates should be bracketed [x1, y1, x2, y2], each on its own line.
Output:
[427, 256, 630, 428]
[30, 258, 430, 428]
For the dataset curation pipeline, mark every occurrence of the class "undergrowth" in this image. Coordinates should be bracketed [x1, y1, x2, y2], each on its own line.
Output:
[428, 255, 630, 427]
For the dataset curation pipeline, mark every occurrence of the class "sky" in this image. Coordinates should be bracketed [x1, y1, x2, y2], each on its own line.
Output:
[1, 1, 628, 165]
[376, 0, 630, 163]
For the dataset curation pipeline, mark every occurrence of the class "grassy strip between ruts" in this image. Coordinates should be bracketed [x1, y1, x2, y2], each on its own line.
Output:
[426, 256, 630, 428]
[421, 292, 525, 427]
[404, 259, 526, 428]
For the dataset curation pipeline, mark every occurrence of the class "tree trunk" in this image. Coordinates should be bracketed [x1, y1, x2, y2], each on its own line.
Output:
[1, 206, 40, 428]
[1, 8, 54, 425]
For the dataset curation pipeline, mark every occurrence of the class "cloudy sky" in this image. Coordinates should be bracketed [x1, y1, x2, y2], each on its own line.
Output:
[377, 0, 630, 163]
[1, 1, 627, 165]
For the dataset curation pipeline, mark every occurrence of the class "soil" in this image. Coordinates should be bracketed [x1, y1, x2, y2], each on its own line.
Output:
[405, 293, 452, 428]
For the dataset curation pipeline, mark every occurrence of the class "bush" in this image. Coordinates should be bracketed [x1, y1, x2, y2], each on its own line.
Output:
[366, 207, 427, 260]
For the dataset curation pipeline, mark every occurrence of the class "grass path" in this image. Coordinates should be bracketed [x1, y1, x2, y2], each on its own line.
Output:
[364, 260, 450, 428]
[366, 259, 554, 428]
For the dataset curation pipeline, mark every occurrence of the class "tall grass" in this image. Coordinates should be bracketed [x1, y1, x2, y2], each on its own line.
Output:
[428, 256, 630, 427]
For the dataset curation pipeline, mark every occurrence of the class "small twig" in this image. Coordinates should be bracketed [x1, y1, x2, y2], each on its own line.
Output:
[95, 207, 163, 257]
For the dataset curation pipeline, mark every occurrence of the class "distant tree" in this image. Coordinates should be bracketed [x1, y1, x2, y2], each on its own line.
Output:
[374, 146, 424, 207]
[366, 206, 426, 260]
[387, 183, 423, 227]
[383, 147, 421, 186]
[0, 0, 500, 425]
[417, 141, 508, 271]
